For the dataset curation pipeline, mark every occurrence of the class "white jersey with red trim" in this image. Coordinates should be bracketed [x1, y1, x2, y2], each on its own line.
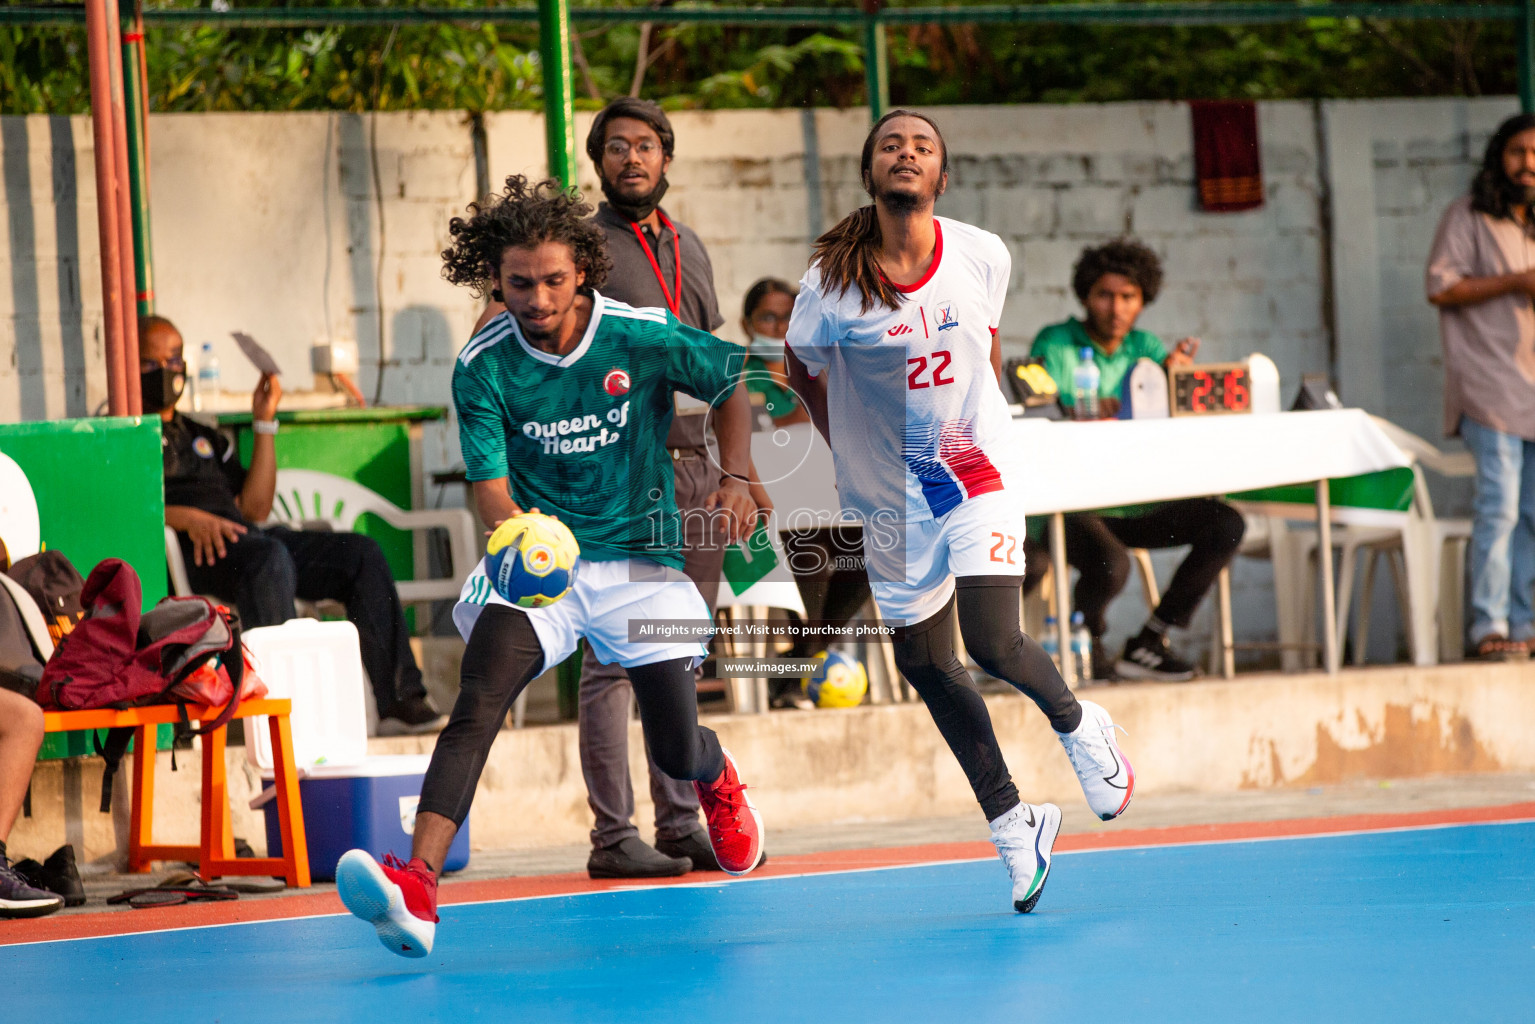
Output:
[787, 216, 1016, 524]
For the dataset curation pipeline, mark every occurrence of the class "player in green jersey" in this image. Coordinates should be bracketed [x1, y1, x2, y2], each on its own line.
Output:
[337, 177, 765, 959]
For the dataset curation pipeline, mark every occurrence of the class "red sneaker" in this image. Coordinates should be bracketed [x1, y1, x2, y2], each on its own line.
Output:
[337, 850, 439, 958]
[693, 748, 764, 875]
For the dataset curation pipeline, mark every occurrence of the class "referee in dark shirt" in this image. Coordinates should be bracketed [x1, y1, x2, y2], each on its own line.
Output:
[143, 316, 442, 735]
[579, 99, 762, 878]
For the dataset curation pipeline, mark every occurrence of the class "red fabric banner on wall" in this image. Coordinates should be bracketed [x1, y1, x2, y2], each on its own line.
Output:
[1191, 100, 1264, 213]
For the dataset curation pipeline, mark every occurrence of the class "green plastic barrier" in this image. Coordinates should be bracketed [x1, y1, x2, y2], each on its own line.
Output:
[1228, 466, 1416, 512]
[0, 416, 171, 759]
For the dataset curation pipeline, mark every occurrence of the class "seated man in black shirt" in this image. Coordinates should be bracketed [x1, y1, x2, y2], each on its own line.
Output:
[142, 316, 442, 735]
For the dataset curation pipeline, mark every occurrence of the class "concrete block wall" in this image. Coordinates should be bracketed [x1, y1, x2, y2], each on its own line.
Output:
[1, 97, 1519, 657]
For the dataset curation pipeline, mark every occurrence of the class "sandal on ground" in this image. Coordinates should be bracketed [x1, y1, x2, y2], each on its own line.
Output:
[107, 879, 240, 909]
[1473, 634, 1528, 661]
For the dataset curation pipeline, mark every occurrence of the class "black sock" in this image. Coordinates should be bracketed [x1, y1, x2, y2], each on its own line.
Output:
[0, 839, 8, 863]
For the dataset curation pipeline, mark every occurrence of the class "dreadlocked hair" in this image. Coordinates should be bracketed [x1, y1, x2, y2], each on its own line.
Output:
[811, 109, 950, 315]
[441, 175, 612, 302]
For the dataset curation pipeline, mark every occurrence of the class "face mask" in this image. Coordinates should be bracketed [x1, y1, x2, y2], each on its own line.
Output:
[747, 333, 785, 361]
[600, 174, 670, 223]
[140, 365, 186, 413]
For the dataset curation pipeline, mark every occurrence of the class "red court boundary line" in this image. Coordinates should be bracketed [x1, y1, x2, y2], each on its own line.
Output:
[9, 800, 1534, 947]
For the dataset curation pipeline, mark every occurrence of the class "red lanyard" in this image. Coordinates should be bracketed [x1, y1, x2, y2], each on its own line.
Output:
[631, 213, 682, 317]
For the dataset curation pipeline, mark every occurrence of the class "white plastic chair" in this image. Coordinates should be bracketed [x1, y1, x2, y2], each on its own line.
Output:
[0, 452, 41, 562]
[267, 469, 478, 608]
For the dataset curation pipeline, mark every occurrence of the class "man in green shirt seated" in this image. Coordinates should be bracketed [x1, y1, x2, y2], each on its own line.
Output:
[1025, 238, 1245, 681]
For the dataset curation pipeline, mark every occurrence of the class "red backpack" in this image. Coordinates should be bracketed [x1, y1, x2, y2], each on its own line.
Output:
[37, 558, 263, 812]
[37, 558, 255, 730]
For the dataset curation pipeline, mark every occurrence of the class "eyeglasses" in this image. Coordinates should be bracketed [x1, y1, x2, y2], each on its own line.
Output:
[750, 312, 791, 328]
[140, 355, 186, 373]
[604, 139, 662, 159]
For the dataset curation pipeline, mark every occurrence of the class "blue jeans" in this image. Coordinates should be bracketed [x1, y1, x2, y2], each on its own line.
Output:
[1461, 416, 1535, 643]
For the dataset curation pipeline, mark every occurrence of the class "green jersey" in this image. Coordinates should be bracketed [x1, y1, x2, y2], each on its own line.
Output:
[1029, 317, 1168, 407]
[452, 292, 745, 568]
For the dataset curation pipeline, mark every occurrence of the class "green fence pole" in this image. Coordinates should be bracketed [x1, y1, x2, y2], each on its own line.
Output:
[862, 2, 889, 122]
[122, 25, 154, 315]
[1522, 0, 1534, 113]
[537, 0, 577, 188]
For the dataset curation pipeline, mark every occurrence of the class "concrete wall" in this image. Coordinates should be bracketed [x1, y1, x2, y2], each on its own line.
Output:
[1, 97, 1520, 656]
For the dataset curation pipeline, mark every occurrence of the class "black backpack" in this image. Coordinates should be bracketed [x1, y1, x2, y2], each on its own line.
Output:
[9, 550, 86, 648]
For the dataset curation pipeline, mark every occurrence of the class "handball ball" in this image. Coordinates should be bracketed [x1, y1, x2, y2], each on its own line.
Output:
[485, 512, 580, 608]
[802, 651, 868, 708]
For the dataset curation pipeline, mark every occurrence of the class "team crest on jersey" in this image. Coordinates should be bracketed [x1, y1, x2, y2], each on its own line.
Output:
[603, 368, 631, 396]
[192, 437, 215, 459]
[934, 300, 959, 332]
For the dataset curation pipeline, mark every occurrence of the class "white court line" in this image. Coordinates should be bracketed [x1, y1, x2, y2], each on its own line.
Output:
[12, 814, 1533, 950]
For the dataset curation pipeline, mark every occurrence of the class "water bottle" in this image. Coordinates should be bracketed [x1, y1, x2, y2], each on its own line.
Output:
[194, 342, 220, 412]
[1072, 346, 1100, 420]
[1070, 611, 1093, 682]
[1041, 615, 1060, 671]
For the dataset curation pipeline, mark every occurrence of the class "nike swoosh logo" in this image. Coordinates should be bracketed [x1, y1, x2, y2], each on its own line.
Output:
[1022, 806, 1036, 828]
[1101, 749, 1128, 790]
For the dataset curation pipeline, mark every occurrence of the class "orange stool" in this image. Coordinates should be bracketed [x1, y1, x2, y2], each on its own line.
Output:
[42, 699, 310, 888]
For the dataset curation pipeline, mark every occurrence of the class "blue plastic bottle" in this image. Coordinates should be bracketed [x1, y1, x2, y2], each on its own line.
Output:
[1070, 611, 1093, 681]
[1041, 615, 1061, 671]
[1072, 346, 1100, 420]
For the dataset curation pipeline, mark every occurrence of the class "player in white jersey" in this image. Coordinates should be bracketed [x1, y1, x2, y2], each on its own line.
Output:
[785, 110, 1135, 913]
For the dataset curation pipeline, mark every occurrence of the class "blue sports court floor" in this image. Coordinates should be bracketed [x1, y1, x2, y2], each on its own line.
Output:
[9, 820, 1533, 1023]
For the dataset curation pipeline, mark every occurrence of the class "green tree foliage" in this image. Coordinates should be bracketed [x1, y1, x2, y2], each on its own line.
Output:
[0, 0, 1518, 115]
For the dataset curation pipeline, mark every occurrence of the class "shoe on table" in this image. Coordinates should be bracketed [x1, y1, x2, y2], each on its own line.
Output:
[14, 844, 86, 907]
[1115, 632, 1195, 682]
[377, 696, 447, 737]
[0, 858, 65, 919]
[693, 748, 764, 876]
[337, 850, 439, 958]
[587, 837, 691, 879]
[989, 802, 1061, 914]
[1057, 698, 1134, 821]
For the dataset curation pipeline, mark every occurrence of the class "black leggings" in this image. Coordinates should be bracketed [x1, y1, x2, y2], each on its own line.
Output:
[418, 605, 726, 827]
[892, 578, 1081, 822]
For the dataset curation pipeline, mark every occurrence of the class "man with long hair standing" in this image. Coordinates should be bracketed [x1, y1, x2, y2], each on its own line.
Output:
[785, 110, 1133, 914]
[1428, 113, 1535, 661]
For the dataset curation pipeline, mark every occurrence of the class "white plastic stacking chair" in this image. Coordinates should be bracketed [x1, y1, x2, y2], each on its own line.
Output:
[267, 469, 479, 609]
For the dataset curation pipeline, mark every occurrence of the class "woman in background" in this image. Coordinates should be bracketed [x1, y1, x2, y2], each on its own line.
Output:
[741, 278, 810, 428]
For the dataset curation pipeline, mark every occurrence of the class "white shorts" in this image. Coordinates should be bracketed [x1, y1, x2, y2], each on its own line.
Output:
[453, 557, 710, 669]
[863, 491, 1027, 626]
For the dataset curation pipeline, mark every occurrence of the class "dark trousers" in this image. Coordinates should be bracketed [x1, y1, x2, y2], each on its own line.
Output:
[180, 525, 426, 714]
[1024, 499, 1245, 637]
[577, 454, 723, 849]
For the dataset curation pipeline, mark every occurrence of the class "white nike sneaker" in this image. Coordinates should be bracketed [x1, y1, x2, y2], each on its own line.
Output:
[1057, 699, 1134, 821]
[989, 801, 1062, 914]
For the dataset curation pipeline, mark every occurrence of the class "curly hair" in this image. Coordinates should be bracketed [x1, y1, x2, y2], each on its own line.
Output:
[1471, 113, 1535, 234]
[1071, 237, 1163, 304]
[441, 175, 612, 302]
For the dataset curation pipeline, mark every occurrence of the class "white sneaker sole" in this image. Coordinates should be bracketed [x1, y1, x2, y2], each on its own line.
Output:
[336, 850, 435, 959]
[709, 748, 765, 876]
[1113, 658, 1194, 682]
[1015, 803, 1062, 914]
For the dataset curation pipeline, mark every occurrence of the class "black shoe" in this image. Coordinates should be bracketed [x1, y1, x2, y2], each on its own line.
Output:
[1115, 632, 1196, 682]
[377, 696, 446, 737]
[14, 844, 85, 908]
[655, 830, 767, 873]
[586, 837, 692, 879]
[0, 858, 64, 918]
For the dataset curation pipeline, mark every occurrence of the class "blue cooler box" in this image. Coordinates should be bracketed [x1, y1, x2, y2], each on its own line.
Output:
[261, 755, 470, 882]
